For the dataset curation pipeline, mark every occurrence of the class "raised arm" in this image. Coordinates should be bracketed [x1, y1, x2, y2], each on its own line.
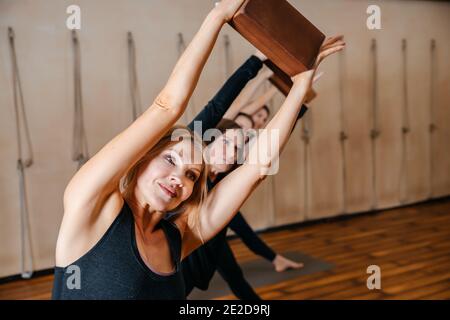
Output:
[187, 55, 263, 133]
[240, 86, 278, 115]
[190, 36, 346, 249]
[62, 2, 246, 217]
[223, 66, 273, 120]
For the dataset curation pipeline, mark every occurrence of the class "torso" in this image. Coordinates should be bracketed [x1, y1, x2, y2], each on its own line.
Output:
[134, 220, 176, 274]
[52, 196, 186, 300]
[56, 191, 184, 275]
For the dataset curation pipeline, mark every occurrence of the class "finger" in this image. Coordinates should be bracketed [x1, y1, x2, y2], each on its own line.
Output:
[321, 35, 344, 48]
[315, 45, 345, 68]
[322, 44, 346, 57]
[318, 44, 345, 61]
[321, 40, 346, 52]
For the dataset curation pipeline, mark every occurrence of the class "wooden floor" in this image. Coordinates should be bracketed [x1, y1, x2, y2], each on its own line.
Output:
[1, 198, 450, 300]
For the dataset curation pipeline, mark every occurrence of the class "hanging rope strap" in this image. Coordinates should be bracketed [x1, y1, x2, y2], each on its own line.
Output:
[177, 32, 196, 123]
[223, 34, 232, 79]
[399, 39, 411, 204]
[127, 31, 142, 121]
[428, 39, 437, 199]
[71, 30, 89, 169]
[370, 39, 380, 210]
[8, 26, 35, 279]
[301, 112, 312, 217]
[338, 50, 348, 213]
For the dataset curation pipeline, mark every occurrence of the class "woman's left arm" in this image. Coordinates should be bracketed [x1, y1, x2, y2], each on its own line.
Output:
[185, 36, 345, 253]
[240, 86, 278, 115]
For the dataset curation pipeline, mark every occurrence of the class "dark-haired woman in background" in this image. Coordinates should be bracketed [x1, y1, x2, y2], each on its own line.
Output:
[181, 54, 323, 300]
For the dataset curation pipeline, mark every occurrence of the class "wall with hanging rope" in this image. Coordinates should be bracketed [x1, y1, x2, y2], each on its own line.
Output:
[0, 0, 449, 278]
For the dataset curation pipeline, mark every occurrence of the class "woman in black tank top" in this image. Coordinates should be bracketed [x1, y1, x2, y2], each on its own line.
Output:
[52, 0, 345, 300]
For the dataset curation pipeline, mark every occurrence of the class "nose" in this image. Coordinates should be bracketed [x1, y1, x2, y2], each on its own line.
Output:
[169, 173, 184, 188]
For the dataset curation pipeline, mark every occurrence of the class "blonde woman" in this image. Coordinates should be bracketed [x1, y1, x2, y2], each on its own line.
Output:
[52, 0, 345, 299]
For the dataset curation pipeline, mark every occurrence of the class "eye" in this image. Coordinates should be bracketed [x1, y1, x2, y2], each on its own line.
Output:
[186, 170, 198, 182]
[164, 154, 175, 165]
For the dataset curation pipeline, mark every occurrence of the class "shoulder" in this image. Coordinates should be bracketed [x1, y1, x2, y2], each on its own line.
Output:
[55, 191, 124, 267]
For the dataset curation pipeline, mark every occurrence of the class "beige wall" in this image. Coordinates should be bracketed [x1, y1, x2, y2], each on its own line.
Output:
[0, 0, 449, 277]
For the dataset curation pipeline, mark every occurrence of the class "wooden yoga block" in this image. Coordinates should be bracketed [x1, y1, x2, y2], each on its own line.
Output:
[230, 0, 325, 77]
[265, 59, 292, 96]
[265, 60, 317, 101]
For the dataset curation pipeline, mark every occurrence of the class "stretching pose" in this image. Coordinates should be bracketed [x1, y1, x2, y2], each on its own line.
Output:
[181, 57, 309, 300]
[52, 0, 345, 300]
[225, 68, 278, 129]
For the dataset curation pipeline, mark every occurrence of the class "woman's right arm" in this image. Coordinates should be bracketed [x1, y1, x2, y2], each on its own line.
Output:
[62, 1, 245, 221]
[223, 67, 273, 120]
[181, 36, 345, 257]
[187, 55, 263, 133]
[240, 86, 278, 115]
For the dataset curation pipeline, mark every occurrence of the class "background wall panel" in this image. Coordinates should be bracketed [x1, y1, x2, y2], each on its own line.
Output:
[0, 0, 449, 278]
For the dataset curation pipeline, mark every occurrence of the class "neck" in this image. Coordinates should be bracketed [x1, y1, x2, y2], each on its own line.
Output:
[128, 190, 163, 234]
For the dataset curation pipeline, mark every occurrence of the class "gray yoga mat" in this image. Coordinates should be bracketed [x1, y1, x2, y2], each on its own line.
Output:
[187, 251, 334, 300]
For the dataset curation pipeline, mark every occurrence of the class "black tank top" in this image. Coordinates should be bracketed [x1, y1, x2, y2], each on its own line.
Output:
[52, 201, 185, 300]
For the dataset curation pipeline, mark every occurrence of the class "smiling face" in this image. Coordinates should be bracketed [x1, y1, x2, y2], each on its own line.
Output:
[205, 129, 244, 174]
[252, 106, 269, 129]
[135, 139, 204, 212]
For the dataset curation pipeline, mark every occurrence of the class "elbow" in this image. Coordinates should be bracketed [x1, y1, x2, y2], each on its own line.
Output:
[155, 91, 179, 111]
[62, 177, 97, 213]
[156, 88, 189, 116]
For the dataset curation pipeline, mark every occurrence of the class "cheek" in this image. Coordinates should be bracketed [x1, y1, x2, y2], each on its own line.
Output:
[137, 164, 154, 188]
[227, 145, 236, 159]
[139, 159, 168, 185]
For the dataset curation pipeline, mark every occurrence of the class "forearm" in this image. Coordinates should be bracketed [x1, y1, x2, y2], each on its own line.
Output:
[188, 56, 263, 132]
[158, 9, 225, 112]
[248, 76, 310, 171]
[224, 68, 271, 119]
[197, 77, 310, 244]
[290, 104, 308, 134]
[241, 86, 277, 115]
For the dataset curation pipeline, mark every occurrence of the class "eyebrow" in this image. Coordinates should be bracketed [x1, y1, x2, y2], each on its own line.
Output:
[190, 167, 201, 174]
[168, 148, 202, 171]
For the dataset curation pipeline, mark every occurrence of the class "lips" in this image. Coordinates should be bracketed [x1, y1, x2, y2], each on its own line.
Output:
[158, 182, 177, 198]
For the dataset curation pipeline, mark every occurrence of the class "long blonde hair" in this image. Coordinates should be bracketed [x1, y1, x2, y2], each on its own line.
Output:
[121, 125, 208, 243]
